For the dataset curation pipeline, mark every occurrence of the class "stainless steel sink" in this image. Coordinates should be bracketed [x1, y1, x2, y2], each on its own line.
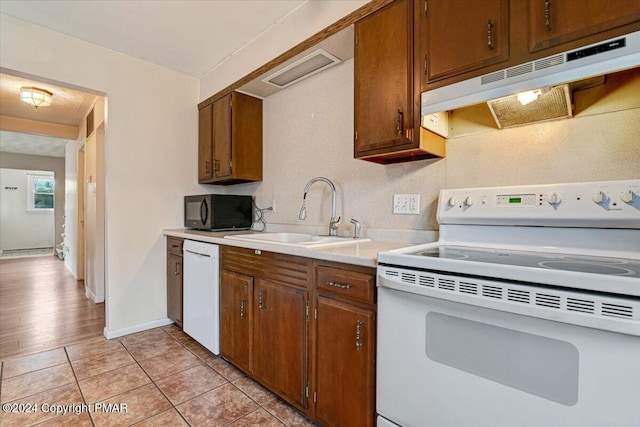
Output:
[224, 232, 369, 248]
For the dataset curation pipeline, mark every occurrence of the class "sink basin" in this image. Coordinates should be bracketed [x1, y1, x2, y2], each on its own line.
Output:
[224, 233, 369, 248]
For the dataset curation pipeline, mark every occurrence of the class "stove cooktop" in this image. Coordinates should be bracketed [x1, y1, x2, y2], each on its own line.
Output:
[411, 246, 640, 278]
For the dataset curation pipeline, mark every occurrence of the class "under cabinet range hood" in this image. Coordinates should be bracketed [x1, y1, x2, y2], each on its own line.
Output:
[421, 31, 640, 120]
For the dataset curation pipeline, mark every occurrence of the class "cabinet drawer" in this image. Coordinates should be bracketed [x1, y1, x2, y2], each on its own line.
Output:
[167, 237, 183, 256]
[316, 266, 375, 304]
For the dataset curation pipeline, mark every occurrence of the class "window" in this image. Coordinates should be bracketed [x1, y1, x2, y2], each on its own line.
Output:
[28, 173, 54, 211]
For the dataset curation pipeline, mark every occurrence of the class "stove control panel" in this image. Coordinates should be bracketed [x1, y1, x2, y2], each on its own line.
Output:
[438, 179, 640, 228]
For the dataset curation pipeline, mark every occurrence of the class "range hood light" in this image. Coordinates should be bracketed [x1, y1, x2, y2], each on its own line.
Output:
[517, 89, 542, 106]
[487, 84, 573, 129]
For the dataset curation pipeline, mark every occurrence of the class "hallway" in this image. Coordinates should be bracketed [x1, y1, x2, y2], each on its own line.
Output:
[0, 255, 104, 360]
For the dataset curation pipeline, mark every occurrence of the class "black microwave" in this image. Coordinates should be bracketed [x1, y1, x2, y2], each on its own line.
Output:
[184, 194, 253, 231]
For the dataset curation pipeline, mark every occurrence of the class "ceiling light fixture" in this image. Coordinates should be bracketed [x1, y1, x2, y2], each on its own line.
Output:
[20, 87, 53, 108]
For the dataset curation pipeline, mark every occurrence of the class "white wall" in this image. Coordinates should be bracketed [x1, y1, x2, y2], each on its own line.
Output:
[244, 59, 443, 242]
[199, 0, 368, 100]
[0, 152, 65, 248]
[0, 168, 54, 250]
[1, 15, 203, 335]
[231, 58, 640, 242]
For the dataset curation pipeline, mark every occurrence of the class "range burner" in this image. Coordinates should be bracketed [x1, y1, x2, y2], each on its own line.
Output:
[412, 246, 640, 278]
[538, 261, 636, 276]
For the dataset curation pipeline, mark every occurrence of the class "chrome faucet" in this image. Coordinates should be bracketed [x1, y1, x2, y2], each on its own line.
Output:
[298, 177, 341, 236]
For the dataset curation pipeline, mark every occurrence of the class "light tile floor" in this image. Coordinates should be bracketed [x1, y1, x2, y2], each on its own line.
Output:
[0, 325, 317, 427]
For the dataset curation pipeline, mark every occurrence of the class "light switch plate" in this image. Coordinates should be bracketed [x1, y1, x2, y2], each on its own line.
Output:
[393, 194, 420, 215]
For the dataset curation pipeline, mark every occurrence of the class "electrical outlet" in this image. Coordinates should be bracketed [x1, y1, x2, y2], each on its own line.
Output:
[393, 194, 420, 215]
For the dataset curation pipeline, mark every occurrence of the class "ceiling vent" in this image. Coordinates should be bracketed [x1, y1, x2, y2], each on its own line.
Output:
[262, 49, 341, 89]
[487, 84, 573, 128]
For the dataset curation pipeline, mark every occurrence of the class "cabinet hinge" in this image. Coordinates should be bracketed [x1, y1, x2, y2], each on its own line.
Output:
[306, 301, 310, 321]
[424, 54, 428, 76]
[314, 308, 317, 320]
[313, 391, 317, 403]
[305, 384, 309, 399]
[229, 160, 232, 169]
[424, 0, 428, 15]
[355, 130, 358, 141]
[230, 99, 233, 108]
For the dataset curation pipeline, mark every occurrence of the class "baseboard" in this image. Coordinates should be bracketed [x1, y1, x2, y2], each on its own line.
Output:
[85, 285, 105, 303]
[103, 318, 175, 339]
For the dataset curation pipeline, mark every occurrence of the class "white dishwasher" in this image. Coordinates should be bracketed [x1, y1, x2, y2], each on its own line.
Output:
[183, 240, 220, 355]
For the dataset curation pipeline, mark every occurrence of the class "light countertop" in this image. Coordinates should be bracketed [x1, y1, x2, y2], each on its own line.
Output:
[163, 229, 414, 268]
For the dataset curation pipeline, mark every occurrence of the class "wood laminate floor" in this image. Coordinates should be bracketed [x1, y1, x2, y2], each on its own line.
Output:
[0, 255, 105, 360]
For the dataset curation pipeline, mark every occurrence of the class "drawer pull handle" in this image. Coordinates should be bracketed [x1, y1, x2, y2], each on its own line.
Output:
[356, 320, 364, 350]
[174, 262, 180, 276]
[259, 289, 265, 310]
[328, 281, 351, 290]
[544, 0, 551, 32]
[487, 19, 494, 50]
[396, 109, 404, 136]
[240, 299, 246, 319]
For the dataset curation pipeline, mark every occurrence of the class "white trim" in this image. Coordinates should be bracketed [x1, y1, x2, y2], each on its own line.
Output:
[85, 285, 104, 303]
[103, 318, 174, 340]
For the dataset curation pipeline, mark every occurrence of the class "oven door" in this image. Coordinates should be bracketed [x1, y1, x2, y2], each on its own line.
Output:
[377, 285, 640, 427]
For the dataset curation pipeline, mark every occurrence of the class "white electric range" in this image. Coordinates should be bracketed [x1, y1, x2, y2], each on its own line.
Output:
[376, 179, 640, 427]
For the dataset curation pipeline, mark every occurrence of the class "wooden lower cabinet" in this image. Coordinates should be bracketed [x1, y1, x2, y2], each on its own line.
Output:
[254, 279, 308, 408]
[166, 237, 184, 327]
[219, 270, 253, 374]
[315, 296, 375, 427]
[219, 245, 376, 425]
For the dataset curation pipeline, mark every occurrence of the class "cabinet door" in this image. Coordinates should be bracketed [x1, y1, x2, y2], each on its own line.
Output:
[167, 253, 183, 326]
[528, 0, 640, 53]
[354, 0, 414, 156]
[198, 104, 213, 182]
[255, 279, 308, 408]
[220, 270, 253, 374]
[315, 296, 375, 427]
[426, 0, 509, 82]
[212, 94, 232, 179]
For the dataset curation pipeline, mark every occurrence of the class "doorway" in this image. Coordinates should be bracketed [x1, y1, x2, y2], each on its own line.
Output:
[0, 70, 107, 357]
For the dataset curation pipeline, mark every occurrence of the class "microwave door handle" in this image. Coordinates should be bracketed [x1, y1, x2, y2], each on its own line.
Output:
[200, 200, 208, 225]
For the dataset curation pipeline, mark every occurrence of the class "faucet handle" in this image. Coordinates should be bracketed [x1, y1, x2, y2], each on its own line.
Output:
[350, 218, 361, 239]
[330, 216, 341, 231]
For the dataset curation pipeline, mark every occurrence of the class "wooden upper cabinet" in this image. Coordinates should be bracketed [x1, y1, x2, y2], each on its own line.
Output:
[212, 94, 232, 179]
[354, 0, 445, 164]
[425, 0, 509, 83]
[355, 0, 414, 156]
[527, 0, 640, 53]
[198, 104, 213, 182]
[198, 91, 262, 185]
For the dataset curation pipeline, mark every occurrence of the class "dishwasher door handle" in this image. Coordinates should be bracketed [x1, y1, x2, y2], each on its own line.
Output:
[185, 249, 211, 258]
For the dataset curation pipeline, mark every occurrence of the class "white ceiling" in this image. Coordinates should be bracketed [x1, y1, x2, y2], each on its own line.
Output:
[0, 1, 308, 158]
[0, 0, 307, 78]
[0, 73, 96, 126]
[0, 130, 69, 158]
